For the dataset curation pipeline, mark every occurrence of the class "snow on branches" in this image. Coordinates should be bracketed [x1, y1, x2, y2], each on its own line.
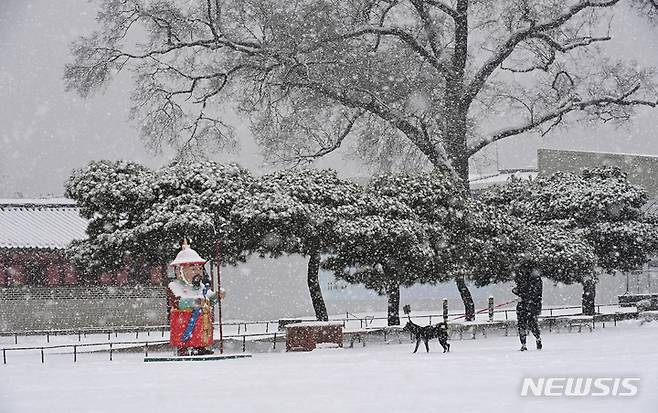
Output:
[64, 159, 653, 321]
[481, 166, 658, 313]
[231, 168, 361, 257]
[324, 170, 462, 294]
[65, 160, 254, 278]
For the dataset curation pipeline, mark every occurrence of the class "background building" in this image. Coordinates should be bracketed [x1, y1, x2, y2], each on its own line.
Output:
[0, 198, 167, 330]
[538, 148, 658, 196]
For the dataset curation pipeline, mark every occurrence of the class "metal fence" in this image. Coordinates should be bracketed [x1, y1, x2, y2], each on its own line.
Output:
[0, 302, 630, 364]
[0, 302, 623, 344]
[1, 330, 289, 365]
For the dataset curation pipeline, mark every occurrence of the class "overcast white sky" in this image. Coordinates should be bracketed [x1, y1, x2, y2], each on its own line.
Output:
[1, 0, 657, 198]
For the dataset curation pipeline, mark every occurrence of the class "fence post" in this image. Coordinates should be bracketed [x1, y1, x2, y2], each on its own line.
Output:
[428, 315, 432, 325]
[109, 343, 113, 361]
[242, 336, 246, 352]
[108, 332, 111, 341]
[41, 348, 44, 364]
[47, 332, 50, 343]
[442, 298, 448, 324]
[3, 349, 6, 364]
[273, 333, 277, 350]
[145, 342, 149, 358]
[14, 333, 17, 345]
[488, 296, 494, 322]
[74, 345, 77, 362]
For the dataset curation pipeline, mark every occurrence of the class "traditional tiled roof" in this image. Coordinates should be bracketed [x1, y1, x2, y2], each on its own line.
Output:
[0, 199, 88, 250]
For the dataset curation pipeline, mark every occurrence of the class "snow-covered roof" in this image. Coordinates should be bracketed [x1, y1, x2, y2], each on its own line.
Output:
[0, 198, 77, 207]
[0, 199, 88, 250]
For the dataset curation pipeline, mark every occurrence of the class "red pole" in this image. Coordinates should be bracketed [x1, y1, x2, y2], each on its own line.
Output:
[214, 240, 224, 354]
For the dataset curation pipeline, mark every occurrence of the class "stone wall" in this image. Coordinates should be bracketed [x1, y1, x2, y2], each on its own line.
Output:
[0, 286, 167, 331]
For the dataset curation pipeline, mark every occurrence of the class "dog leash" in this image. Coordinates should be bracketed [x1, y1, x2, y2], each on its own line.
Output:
[448, 298, 519, 322]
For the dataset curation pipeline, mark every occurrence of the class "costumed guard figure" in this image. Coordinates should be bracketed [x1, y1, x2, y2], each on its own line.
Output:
[167, 240, 225, 356]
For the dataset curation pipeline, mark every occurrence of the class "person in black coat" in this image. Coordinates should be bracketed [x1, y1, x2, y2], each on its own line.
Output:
[513, 271, 543, 351]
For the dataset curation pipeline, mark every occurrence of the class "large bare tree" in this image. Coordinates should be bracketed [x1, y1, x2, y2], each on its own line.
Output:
[66, 0, 658, 320]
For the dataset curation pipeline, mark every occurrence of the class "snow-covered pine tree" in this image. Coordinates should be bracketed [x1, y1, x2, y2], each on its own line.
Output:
[460, 198, 596, 289]
[65, 160, 254, 282]
[231, 168, 361, 321]
[482, 167, 657, 314]
[324, 170, 460, 325]
[131, 161, 255, 266]
[65, 160, 156, 281]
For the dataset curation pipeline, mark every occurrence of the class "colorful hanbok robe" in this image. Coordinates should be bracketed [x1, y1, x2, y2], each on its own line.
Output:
[167, 279, 218, 348]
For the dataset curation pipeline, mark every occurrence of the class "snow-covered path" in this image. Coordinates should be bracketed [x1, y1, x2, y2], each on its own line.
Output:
[1, 320, 656, 413]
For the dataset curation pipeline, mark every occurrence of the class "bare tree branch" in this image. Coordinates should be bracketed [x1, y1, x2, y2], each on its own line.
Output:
[531, 33, 611, 53]
[467, 83, 658, 157]
[424, 0, 459, 19]
[281, 111, 365, 166]
[463, 0, 621, 109]
[314, 24, 451, 77]
[298, 80, 443, 162]
[410, 0, 446, 61]
[65, 0, 657, 179]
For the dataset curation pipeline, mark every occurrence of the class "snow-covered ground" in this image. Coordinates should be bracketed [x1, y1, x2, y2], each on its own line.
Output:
[1, 320, 656, 413]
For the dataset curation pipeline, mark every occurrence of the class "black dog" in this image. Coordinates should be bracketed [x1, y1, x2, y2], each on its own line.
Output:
[402, 320, 450, 353]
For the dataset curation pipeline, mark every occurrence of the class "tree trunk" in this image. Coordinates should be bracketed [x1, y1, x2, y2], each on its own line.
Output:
[581, 279, 597, 316]
[445, 142, 476, 321]
[307, 250, 328, 321]
[386, 282, 401, 326]
[455, 275, 475, 321]
[439, 66, 479, 319]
